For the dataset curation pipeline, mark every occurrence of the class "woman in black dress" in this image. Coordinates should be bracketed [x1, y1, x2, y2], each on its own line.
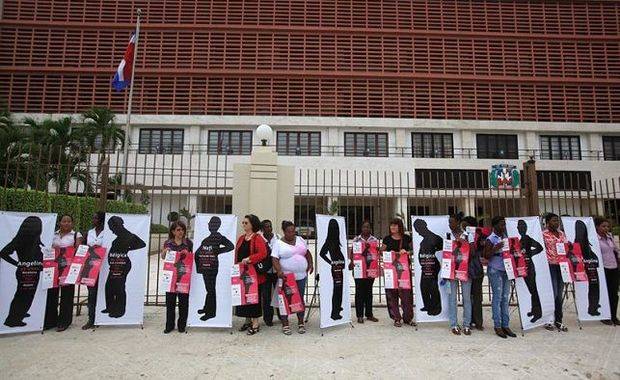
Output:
[1, 216, 45, 328]
[319, 218, 346, 321]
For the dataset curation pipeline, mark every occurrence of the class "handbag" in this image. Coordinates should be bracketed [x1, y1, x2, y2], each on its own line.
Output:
[253, 237, 273, 274]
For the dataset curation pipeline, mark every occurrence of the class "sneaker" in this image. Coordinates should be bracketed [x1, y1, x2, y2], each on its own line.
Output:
[451, 326, 461, 335]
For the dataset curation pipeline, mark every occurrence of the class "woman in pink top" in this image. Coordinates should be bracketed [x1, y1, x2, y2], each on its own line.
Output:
[542, 213, 569, 332]
[595, 217, 619, 325]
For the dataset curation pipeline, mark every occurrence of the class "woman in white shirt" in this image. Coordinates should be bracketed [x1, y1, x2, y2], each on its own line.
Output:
[271, 220, 314, 335]
[45, 214, 83, 332]
[82, 211, 105, 330]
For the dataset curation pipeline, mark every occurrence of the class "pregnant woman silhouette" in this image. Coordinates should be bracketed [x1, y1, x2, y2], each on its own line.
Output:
[413, 219, 444, 316]
[79, 246, 102, 281]
[517, 220, 544, 323]
[574, 220, 601, 316]
[194, 216, 234, 321]
[102, 216, 146, 318]
[319, 219, 346, 320]
[0, 216, 45, 327]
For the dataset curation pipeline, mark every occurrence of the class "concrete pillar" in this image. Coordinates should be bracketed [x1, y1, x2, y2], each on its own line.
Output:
[393, 197, 409, 229]
[187, 194, 198, 230]
[232, 145, 294, 235]
[461, 130, 475, 158]
[525, 131, 538, 152]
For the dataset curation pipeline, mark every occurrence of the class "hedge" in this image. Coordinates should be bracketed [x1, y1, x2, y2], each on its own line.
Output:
[0, 187, 148, 232]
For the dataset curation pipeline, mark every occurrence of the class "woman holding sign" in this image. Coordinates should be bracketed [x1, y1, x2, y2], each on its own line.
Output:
[483, 216, 517, 339]
[161, 221, 193, 334]
[235, 215, 268, 335]
[381, 218, 414, 327]
[82, 212, 105, 330]
[596, 217, 620, 326]
[447, 214, 472, 336]
[271, 221, 314, 335]
[348, 221, 379, 324]
[542, 213, 569, 332]
[45, 214, 83, 332]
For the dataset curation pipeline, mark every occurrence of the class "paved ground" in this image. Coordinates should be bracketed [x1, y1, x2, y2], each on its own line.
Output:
[0, 305, 618, 379]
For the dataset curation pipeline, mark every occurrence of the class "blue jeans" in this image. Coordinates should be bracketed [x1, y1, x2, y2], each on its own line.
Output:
[488, 267, 510, 328]
[280, 277, 307, 322]
[448, 279, 472, 328]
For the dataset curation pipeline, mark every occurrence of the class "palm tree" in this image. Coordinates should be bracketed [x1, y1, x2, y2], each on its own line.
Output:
[79, 107, 125, 159]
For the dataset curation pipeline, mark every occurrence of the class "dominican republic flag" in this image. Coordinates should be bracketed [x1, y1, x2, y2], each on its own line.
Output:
[111, 33, 136, 92]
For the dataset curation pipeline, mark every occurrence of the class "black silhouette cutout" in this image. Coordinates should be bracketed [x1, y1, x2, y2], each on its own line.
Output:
[79, 246, 102, 281]
[453, 240, 465, 271]
[56, 247, 69, 279]
[240, 267, 254, 298]
[516, 220, 544, 323]
[413, 219, 443, 316]
[319, 219, 346, 320]
[194, 216, 234, 321]
[574, 220, 601, 316]
[174, 251, 188, 282]
[0, 216, 44, 327]
[101, 216, 146, 318]
[282, 280, 295, 310]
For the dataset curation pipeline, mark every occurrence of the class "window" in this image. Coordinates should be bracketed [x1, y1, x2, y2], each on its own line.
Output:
[603, 136, 620, 161]
[476, 134, 518, 159]
[207, 130, 253, 155]
[415, 169, 489, 189]
[344, 132, 388, 157]
[276, 131, 321, 156]
[411, 133, 453, 158]
[540, 135, 581, 160]
[537, 170, 591, 191]
[138, 129, 184, 154]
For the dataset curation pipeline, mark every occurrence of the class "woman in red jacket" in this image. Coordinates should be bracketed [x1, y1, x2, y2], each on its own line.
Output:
[235, 214, 268, 335]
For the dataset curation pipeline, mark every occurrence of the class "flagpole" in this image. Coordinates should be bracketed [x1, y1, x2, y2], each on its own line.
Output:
[121, 8, 141, 198]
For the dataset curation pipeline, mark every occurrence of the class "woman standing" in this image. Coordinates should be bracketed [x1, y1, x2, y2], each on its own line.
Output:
[82, 212, 105, 330]
[348, 220, 379, 324]
[542, 213, 569, 332]
[271, 221, 314, 335]
[46, 214, 83, 331]
[596, 217, 620, 326]
[447, 214, 472, 335]
[381, 218, 414, 327]
[235, 214, 268, 335]
[483, 216, 516, 339]
[161, 221, 193, 333]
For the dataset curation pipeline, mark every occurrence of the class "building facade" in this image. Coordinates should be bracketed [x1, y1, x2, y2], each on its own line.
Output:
[1, 1, 620, 231]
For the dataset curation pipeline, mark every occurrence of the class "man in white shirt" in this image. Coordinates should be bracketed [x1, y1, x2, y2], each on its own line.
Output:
[260, 220, 280, 326]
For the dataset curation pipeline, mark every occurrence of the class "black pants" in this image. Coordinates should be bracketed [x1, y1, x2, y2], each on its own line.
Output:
[605, 268, 619, 322]
[331, 267, 343, 319]
[524, 274, 542, 320]
[165, 292, 189, 331]
[44, 285, 75, 329]
[354, 278, 375, 318]
[262, 273, 277, 324]
[104, 275, 128, 318]
[420, 276, 441, 315]
[201, 273, 217, 320]
[586, 267, 601, 316]
[5, 275, 39, 326]
[470, 276, 484, 327]
[549, 264, 564, 324]
[86, 281, 98, 325]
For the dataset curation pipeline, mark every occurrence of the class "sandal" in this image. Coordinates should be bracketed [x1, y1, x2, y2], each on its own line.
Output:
[394, 319, 402, 327]
[282, 325, 292, 335]
[298, 324, 306, 334]
[247, 326, 260, 335]
[238, 322, 251, 332]
[405, 320, 417, 327]
[451, 326, 461, 335]
[554, 322, 568, 332]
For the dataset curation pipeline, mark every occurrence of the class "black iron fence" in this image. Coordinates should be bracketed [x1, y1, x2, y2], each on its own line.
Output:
[1, 145, 619, 309]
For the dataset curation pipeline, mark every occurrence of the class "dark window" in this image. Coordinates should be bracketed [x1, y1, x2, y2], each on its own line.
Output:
[603, 136, 620, 161]
[537, 170, 591, 191]
[411, 133, 454, 158]
[339, 206, 373, 238]
[540, 135, 581, 160]
[476, 134, 518, 159]
[344, 132, 388, 157]
[207, 130, 253, 155]
[138, 129, 184, 154]
[276, 131, 321, 156]
[415, 169, 489, 189]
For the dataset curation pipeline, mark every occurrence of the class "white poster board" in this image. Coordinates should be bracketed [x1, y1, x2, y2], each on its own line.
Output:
[316, 214, 351, 328]
[506, 217, 555, 330]
[562, 217, 611, 321]
[411, 215, 450, 323]
[95, 213, 150, 326]
[188, 214, 237, 328]
[0, 212, 56, 335]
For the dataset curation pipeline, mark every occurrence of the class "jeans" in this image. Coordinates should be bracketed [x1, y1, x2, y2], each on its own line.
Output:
[448, 279, 472, 328]
[549, 264, 564, 324]
[488, 267, 510, 328]
[280, 277, 307, 322]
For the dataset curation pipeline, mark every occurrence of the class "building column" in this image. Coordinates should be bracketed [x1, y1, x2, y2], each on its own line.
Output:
[394, 197, 409, 229]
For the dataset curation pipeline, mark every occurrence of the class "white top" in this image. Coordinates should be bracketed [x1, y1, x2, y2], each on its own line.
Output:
[87, 228, 104, 247]
[52, 230, 83, 249]
[271, 236, 309, 280]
